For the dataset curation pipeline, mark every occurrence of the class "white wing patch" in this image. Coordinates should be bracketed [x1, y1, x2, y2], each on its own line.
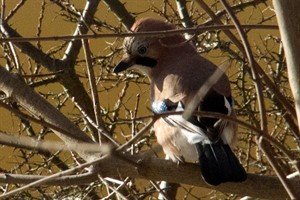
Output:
[224, 96, 232, 114]
[153, 97, 235, 146]
[162, 102, 210, 144]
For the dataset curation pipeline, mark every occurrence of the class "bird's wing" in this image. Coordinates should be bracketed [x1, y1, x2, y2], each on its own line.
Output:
[191, 89, 233, 143]
[152, 100, 209, 144]
[162, 101, 209, 144]
[152, 89, 233, 144]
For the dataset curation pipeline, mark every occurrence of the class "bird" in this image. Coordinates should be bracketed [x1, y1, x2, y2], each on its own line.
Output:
[113, 18, 247, 186]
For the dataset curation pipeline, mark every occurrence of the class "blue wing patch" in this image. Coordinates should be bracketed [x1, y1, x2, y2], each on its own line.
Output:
[152, 100, 169, 113]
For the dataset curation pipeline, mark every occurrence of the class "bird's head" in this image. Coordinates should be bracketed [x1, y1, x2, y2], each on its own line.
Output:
[113, 18, 186, 77]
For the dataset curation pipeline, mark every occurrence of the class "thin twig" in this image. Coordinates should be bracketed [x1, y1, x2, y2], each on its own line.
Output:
[117, 118, 156, 152]
[219, 0, 268, 133]
[36, 0, 46, 49]
[82, 38, 107, 143]
[150, 180, 172, 200]
[131, 94, 140, 154]
[21, 70, 64, 78]
[0, 0, 22, 75]
[0, 24, 278, 43]
[4, 0, 26, 21]
[110, 81, 130, 133]
[175, 0, 195, 42]
[0, 152, 112, 199]
[0, 101, 88, 143]
[0, 131, 111, 154]
[75, 102, 120, 147]
[195, 0, 297, 128]
[258, 137, 299, 198]
[98, 175, 129, 200]
[7, 40, 21, 74]
[1, 0, 5, 21]
[61, 0, 100, 62]
[219, 1, 298, 198]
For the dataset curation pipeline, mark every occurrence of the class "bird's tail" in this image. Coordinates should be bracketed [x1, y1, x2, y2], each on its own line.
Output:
[196, 142, 247, 186]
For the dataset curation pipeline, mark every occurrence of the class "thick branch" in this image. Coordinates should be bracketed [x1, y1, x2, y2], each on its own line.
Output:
[102, 0, 135, 30]
[100, 155, 295, 200]
[0, 1, 106, 137]
[62, 0, 100, 64]
[0, 66, 97, 160]
[0, 154, 296, 199]
[0, 22, 60, 72]
[175, 0, 194, 41]
[273, 0, 300, 131]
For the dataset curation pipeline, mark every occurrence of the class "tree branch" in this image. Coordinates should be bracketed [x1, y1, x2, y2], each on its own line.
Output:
[273, 0, 300, 132]
[0, 66, 98, 161]
[0, 154, 297, 199]
[82, 38, 107, 143]
[102, 0, 135, 30]
[195, 0, 299, 138]
[0, 1, 107, 140]
[0, 21, 61, 72]
[175, 0, 195, 42]
[62, 0, 101, 65]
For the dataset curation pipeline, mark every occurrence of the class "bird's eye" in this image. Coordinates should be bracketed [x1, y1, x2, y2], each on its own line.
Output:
[137, 45, 148, 55]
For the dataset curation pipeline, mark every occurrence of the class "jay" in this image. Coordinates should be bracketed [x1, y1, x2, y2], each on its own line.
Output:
[113, 18, 247, 186]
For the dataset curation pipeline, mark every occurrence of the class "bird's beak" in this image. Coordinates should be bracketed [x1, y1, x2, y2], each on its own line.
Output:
[113, 55, 158, 74]
[113, 56, 135, 74]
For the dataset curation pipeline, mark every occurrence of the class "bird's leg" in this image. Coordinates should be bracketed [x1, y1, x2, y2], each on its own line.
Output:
[158, 154, 180, 200]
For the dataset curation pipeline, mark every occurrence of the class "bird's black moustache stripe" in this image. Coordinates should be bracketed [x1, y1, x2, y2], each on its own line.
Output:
[135, 56, 157, 67]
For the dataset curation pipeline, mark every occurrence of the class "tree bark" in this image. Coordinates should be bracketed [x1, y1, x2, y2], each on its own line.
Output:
[273, 0, 300, 131]
[0, 154, 296, 199]
[0, 66, 98, 161]
[102, 0, 135, 30]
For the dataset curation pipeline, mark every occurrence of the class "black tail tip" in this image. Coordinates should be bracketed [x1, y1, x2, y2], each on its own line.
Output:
[197, 143, 247, 186]
[202, 165, 247, 186]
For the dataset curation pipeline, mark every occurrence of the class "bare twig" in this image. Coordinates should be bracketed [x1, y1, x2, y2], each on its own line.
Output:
[0, 24, 277, 43]
[62, 0, 100, 64]
[82, 38, 108, 143]
[110, 81, 130, 133]
[202, 0, 268, 26]
[195, 0, 298, 134]
[74, 101, 120, 147]
[1, 0, 5, 21]
[36, 0, 46, 49]
[99, 176, 129, 200]
[0, 130, 111, 154]
[220, 1, 298, 197]
[102, 0, 135, 30]
[258, 137, 299, 198]
[130, 94, 140, 154]
[0, 1, 22, 75]
[0, 151, 112, 199]
[4, 0, 26, 21]
[175, 0, 195, 41]
[219, 0, 268, 132]
[6, 40, 21, 74]
[117, 118, 156, 152]
[0, 101, 89, 144]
